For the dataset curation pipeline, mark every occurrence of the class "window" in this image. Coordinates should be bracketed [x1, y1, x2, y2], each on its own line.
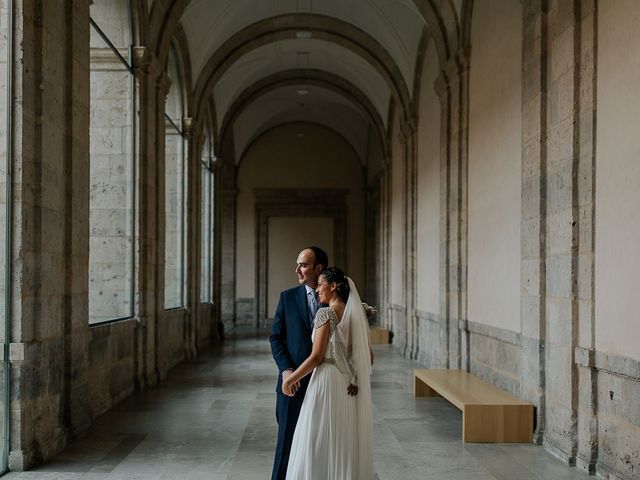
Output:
[200, 110, 214, 303]
[88, 0, 136, 325]
[164, 44, 187, 309]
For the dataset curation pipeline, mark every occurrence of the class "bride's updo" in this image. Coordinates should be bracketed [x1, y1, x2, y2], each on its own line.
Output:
[321, 267, 350, 303]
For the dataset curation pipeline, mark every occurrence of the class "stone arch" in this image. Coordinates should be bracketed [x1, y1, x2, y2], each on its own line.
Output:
[202, 95, 219, 157]
[411, 27, 432, 116]
[191, 14, 412, 125]
[218, 68, 387, 162]
[411, 0, 461, 66]
[170, 25, 194, 119]
[148, 0, 190, 63]
[150, 1, 461, 88]
[460, 0, 475, 53]
[238, 120, 365, 172]
[130, 0, 149, 47]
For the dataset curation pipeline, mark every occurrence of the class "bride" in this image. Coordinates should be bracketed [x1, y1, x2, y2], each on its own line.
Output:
[282, 267, 373, 479]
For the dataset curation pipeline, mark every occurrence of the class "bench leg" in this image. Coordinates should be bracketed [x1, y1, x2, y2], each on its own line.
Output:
[463, 404, 533, 443]
[414, 377, 440, 398]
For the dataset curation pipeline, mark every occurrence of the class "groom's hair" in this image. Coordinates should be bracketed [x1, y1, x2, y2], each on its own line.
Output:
[306, 246, 329, 270]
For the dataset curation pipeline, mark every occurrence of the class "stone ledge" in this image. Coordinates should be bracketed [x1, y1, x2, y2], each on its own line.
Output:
[415, 309, 441, 324]
[465, 320, 522, 347]
[575, 347, 640, 380]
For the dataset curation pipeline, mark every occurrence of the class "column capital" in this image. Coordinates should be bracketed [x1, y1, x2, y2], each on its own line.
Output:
[434, 49, 470, 99]
[132, 46, 162, 79]
[157, 69, 172, 97]
[399, 117, 418, 142]
[182, 117, 201, 141]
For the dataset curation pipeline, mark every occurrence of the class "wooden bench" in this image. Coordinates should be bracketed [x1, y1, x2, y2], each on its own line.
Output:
[369, 327, 390, 344]
[414, 369, 533, 443]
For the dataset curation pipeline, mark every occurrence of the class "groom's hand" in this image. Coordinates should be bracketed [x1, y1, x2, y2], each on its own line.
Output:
[282, 369, 300, 394]
[347, 383, 358, 396]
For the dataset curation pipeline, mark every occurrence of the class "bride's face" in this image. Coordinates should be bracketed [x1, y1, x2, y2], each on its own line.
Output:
[316, 275, 336, 304]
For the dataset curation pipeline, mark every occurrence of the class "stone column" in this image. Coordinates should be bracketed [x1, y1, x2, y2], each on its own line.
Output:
[573, 0, 598, 474]
[8, 0, 91, 469]
[435, 51, 469, 371]
[380, 161, 392, 333]
[401, 118, 418, 359]
[219, 134, 238, 331]
[542, 0, 596, 465]
[183, 116, 202, 360]
[64, 0, 91, 441]
[519, 0, 549, 445]
[132, 46, 162, 389]
[153, 68, 172, 381]
[364, 179, 379, 310]
[212, 158, 223, 340]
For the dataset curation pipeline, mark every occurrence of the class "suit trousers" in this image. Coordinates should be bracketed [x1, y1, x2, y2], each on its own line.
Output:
[271, 390, 306, 480]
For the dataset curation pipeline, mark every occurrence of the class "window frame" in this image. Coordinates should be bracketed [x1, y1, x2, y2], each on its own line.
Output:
[1, 0, 15, 473]
[88, 0, 137, 326]
[163, 43, 188, 311]
[200, 110, 215, 304]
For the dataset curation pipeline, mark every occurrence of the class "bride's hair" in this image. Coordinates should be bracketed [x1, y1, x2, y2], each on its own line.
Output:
[321, 267, 350, 303]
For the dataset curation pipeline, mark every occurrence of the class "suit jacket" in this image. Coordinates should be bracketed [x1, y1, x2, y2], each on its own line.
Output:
[269, 284, 314, 393]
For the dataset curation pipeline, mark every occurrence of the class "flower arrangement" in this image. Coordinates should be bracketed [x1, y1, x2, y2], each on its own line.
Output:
[361, 302, 378, 323]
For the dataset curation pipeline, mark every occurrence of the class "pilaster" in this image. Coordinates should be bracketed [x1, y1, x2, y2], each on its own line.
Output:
[131, 44, 162, 389]
[520, 0, 548, 445]
[400, 117, 418, 359]
[435, 50, 469, 371]
[183, 117, 201, 360]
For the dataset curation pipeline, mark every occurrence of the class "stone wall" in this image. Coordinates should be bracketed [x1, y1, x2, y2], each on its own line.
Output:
[375, 1, 640, 479]
[1, 1, 639, 479]
[3, 2, 220, 470]
[0, 0, 8, 358]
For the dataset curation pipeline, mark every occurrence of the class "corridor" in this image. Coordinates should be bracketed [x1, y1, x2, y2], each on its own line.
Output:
[4, 331, 589, 480]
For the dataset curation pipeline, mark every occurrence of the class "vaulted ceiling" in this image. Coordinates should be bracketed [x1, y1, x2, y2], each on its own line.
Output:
[149, 0, 464, 165]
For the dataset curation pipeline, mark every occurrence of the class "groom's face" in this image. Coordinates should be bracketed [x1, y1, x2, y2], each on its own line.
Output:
[295, 249, 322, 288]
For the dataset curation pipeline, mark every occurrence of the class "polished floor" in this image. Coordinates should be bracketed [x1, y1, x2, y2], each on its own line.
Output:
[5, 329, 591, 479]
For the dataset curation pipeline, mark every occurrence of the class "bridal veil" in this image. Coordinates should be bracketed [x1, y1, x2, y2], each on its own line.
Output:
[338, 277, 374, 479]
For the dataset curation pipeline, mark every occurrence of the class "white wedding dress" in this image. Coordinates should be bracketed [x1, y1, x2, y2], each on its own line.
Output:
[286, 279, 373, 480]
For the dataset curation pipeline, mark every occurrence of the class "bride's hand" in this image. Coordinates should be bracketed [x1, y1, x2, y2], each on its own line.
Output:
[282, 379, 294, 396]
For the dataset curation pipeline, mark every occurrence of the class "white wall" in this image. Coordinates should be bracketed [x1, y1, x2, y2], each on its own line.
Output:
[236, 122, 365, 307]
[595, 0, 640, 361]
[267, 217, 334, 314]
[468, 0, 522, 332]
[416, 41, 441, 314]
[390, 110, 405, 306]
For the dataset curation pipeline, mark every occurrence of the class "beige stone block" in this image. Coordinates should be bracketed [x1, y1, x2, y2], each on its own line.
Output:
[369, 326, 390, 344]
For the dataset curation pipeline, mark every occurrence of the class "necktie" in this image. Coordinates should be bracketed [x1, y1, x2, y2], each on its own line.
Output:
[309, 290, 318, 322]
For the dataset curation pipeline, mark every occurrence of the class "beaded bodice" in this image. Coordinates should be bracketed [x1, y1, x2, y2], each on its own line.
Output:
[313, 307, 356, 381]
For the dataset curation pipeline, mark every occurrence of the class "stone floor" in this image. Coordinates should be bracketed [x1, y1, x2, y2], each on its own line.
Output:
[4, 328, 592, 479]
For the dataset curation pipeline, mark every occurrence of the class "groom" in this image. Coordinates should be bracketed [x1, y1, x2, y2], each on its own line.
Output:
[269, 246, 328, 480]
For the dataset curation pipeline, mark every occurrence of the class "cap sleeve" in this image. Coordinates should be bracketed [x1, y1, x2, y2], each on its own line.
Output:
[314, 307, 332, 329]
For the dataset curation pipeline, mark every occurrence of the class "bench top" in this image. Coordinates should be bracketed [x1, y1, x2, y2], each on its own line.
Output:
[414, 369, 531, 410]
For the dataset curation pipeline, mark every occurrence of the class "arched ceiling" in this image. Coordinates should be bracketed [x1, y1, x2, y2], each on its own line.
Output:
[213, 38, 390, 130]
[233, 85, 372, 165]
[149, 0, 465, 165]
[181, 0, 425, 93]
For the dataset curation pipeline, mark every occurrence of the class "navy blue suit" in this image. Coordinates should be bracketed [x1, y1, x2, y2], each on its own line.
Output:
[269, 284, 314, 480]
